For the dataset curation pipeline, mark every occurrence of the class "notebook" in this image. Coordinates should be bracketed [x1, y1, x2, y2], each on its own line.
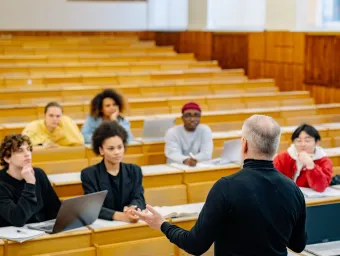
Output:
[0, 226, 45, 243]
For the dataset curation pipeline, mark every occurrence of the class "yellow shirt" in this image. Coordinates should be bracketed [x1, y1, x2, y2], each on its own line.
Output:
[22, 115, 84, 146]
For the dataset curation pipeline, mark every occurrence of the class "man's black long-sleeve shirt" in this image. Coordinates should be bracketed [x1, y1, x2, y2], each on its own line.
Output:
[0, 167, 61, 227]
[161, 159, 307, 256]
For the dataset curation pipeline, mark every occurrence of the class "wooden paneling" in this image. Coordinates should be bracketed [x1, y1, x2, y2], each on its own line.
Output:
[154, 32, 181, 52]
[212, 33, 248, 73]
[304, 35, 335, 85]
[248, 31, 305, 92]
[0, 31, 155, 40]
[178, 31, 213, 60]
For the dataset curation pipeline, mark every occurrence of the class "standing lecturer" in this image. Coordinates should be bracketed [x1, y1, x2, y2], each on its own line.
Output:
[134, 115, 307, 256]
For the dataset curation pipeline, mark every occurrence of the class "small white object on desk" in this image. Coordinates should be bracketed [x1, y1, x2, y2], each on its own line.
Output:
[0, 226, 45, 243]
[300, 187, 340, 198]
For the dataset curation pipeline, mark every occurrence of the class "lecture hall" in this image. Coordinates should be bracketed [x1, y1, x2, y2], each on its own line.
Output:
[0, 0, 340, 255]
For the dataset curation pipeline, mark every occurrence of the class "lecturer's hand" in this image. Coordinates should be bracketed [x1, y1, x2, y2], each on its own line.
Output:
[133, 204, 166, 231]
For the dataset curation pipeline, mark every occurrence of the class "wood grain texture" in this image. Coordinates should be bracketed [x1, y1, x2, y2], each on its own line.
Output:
[212, 33, 248, 73]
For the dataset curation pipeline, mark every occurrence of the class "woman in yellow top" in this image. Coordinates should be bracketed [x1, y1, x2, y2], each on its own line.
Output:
[22, 102, 84, 147]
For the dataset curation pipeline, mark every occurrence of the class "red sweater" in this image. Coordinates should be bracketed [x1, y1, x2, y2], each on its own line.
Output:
[274, 151, 333, 192]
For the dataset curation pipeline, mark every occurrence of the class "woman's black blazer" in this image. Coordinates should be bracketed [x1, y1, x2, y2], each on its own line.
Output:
[81, 160, 146, 220]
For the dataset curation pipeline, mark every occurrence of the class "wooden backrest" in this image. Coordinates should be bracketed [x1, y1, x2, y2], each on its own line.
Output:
[144, 185, 188, 206]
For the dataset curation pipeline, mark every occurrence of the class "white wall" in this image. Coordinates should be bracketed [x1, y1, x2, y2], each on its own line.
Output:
[266, 0, 297, 30]
[0, 0, 148, 31]
[188, 0, 207, 30]
[147, 0, 188, 31]
[207, 0, 266, 31]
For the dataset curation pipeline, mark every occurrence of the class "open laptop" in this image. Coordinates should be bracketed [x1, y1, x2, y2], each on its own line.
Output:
[142, 117, 176, 141]
[203, 139, 241, 165]
[27, 190, 107, 234]
[304, 202, 340, 256]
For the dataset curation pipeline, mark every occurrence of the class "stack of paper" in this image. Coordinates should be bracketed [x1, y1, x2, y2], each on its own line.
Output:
[0, 226, 45, 243]
[153, 203, 204, 218]
[300, 187, 340, 198]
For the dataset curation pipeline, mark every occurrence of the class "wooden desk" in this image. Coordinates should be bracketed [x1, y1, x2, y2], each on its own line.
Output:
[305, 196, 340, 206]
[142, 164, 184, 188]
[89, 220, 163, 246]
[95, 237, 175, 256]
[0, 240, 3, 256]
[5, 228, 91, 256]
[182, 163, 240, 184]
[32, 146, 86, 162]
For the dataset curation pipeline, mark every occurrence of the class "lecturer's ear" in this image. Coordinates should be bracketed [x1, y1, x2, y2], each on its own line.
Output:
[241, 137, 248, 154]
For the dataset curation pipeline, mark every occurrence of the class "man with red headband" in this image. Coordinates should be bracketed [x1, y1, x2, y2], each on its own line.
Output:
[164, 102, 213, 166]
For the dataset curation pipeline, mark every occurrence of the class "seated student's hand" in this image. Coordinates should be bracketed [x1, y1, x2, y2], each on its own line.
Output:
[298, 151, 315, 169]
[123, 205, 137, 213]
[21, 165, 36, 185]
[183, 158, 197, 167]
[113, 211, 139, 223]
[110, 111, 119, 121]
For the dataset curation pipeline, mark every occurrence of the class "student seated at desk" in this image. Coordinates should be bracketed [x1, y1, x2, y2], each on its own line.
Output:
[0, 134, 61, 227]
[81, 121, 145, 223]
[81, 89, 133, 144]
[22, 102, 84, 147]
[274, 124, 333, 192]
[165, 102, 213, 166]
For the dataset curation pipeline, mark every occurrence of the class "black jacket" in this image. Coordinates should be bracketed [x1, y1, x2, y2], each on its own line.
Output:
[161, 159, 307, 256]
[0, 167, 61, 227]
[81, 160, 146, 220]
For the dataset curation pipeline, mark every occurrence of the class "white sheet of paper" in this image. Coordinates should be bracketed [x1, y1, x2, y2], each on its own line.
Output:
[300, 187, 340, 198]
[0, 226, 45, 243]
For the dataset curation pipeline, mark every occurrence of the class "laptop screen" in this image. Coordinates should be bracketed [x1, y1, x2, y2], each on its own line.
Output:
[306, 202, 340, 244]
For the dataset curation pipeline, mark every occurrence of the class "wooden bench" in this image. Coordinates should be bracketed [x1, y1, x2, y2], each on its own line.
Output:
[0, 91, 312, 125]
[0, 61, 219, 76]
[1, 46, 175, 56]
[0, 53, 196, 64]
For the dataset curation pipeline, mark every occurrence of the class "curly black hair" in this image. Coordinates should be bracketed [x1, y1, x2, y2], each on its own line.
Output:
[92, 120, 128, 155]
[90, 89, 125, 119]
[0, 134, 32, 167]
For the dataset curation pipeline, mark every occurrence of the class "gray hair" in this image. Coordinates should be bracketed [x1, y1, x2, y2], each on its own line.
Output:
[241, 115, 281, 158]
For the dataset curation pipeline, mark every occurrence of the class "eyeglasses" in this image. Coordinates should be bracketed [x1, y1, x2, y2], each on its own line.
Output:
[183, 113, 201, 119]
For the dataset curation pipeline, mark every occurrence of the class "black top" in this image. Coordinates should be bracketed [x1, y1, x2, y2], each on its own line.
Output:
[108, 171, 122, 211]
[161, 159, 307, 256]
[0, 167, 61, 227]
[81, 160, 146, 220]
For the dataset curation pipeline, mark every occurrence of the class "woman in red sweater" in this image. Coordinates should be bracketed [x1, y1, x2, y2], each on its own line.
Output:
[274, 124, 333, 192]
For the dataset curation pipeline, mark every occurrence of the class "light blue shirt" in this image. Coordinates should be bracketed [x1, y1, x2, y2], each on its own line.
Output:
[81, 115, 133, 144]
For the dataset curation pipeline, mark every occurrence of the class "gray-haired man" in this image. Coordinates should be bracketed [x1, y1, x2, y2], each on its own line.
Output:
[134, 115, 307, 256]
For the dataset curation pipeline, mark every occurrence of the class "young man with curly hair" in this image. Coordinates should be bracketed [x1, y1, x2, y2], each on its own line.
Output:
[0, 134, 61, 227]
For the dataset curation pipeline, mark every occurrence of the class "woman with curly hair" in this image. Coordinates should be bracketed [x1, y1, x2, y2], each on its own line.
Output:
[81, 121, 145, 223]
[0, 134, 60, 227]
[81, 88, 133, 144]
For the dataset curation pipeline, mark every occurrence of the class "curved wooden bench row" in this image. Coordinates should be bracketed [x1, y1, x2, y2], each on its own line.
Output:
[0, 91, 310, 122]
[0, 53, 196, 64]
